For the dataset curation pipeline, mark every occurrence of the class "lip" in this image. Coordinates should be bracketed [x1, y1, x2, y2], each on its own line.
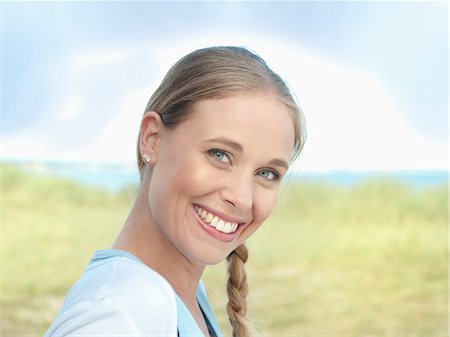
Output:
[192, 204, 246, 242]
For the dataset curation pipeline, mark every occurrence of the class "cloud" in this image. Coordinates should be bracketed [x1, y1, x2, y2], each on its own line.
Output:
[56, 94, 82, 122]
[240, 41, 448, 171]
[76, 86, 150, 163]
[70, 49, 133, 74]
[3, 35, 447, 171]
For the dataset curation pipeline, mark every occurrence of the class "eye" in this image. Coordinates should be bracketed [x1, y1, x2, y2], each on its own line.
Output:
[208, 149, 231, 164]
[256, 169, 280, 181]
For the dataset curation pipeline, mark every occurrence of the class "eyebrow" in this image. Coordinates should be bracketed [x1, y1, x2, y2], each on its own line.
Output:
[206, 137, 244, 152]
[268, 158, 289, 170]
[206, 136, 290, 170]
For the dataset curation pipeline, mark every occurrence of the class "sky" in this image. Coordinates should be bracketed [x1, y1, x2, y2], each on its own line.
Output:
[2, 1, 448, 172]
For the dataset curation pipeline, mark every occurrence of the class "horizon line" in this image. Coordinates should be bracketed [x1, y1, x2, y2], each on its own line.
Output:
[2, 158, 448, 174]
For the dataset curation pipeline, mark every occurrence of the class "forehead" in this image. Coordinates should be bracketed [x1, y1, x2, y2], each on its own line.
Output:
[177, 93, 295, 160]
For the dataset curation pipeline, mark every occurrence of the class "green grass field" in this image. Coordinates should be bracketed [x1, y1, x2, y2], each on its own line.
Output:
[2, 165, 448, 336]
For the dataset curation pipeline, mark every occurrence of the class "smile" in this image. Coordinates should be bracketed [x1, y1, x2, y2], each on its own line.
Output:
[194, 205, 239, 234]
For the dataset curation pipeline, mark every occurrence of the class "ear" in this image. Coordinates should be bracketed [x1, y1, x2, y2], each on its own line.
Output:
[139, 111, 164, 163]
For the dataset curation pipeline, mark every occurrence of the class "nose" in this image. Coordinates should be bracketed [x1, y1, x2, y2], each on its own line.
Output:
[219, 171, 253, 210]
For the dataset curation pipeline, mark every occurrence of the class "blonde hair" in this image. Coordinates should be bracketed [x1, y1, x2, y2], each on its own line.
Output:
[227, 244, 252, 337]
[137, 46, 306, 337]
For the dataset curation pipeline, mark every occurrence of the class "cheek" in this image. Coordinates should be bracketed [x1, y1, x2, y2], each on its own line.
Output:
[237, 189, 278, 245]
[246, 188, 279, 237]
[148, 150, 215, 217]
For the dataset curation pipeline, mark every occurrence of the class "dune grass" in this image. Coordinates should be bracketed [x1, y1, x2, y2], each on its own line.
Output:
[1, 165, 447, 336]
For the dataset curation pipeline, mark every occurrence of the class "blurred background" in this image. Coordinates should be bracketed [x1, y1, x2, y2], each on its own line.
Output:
[2, 1, 448, 336]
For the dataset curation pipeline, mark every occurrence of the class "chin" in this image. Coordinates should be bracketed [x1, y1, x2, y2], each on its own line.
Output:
[205, 255, 228, 266]
[193, 247, 234, 266]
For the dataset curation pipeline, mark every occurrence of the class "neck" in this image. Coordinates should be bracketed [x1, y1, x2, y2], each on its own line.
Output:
[111, 185, 205, 304]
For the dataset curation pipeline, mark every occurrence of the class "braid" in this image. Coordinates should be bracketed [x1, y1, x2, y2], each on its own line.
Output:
[226, 244, 253, 337]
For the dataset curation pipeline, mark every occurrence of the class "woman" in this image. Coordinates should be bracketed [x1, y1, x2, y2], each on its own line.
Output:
[45, 46, 306, 337]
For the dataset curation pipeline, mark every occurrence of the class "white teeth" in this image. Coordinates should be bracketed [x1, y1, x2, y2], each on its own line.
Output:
[215, 219, 225, 231]
[210, 216, 219, 228]
[223, 222, 232, 233]
[194, 205, 239, 234]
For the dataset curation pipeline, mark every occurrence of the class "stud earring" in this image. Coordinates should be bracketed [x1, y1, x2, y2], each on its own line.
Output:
[142, 154, 151, 163]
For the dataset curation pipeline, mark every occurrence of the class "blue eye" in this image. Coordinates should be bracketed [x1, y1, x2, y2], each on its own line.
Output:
[208, 149, 231, 164]
[257, 169, 280, 181]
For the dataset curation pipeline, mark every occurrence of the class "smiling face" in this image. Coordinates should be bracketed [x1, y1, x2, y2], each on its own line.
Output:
[145, 92, 295, 266]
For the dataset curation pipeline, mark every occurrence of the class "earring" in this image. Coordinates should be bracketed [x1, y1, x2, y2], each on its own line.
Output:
[142, 154, 151, 163]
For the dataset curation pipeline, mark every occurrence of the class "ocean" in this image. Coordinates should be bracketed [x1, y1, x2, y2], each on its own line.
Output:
[9, 161, 448, 191]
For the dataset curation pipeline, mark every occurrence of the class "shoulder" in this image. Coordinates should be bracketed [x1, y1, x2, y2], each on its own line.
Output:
[98, 256, 177, 316]
[45, 257, 177, 336]
[67, 256, 177, 316]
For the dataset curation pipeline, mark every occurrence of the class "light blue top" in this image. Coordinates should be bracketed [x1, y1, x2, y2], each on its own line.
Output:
[44, 249, 223, 337]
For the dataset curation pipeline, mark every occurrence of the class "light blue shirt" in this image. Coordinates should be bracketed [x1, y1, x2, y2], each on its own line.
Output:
[44, 250, 223, 337]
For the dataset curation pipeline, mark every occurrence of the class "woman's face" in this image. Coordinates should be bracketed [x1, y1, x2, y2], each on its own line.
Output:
[146, 92, 295, 266]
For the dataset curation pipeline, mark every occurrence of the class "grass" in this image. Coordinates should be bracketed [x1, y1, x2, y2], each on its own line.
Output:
[1, 165, 448, 336]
